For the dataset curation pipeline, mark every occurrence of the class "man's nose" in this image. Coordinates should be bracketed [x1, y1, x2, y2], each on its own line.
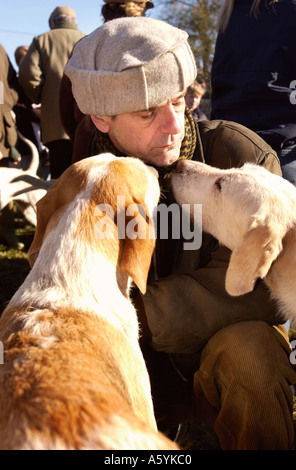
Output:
[159, 104, 182, 134]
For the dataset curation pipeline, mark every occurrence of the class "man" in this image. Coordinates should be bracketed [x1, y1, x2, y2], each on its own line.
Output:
[19, 6, 84, 178]
[64, 17, 296, 449]
[60, 0, 154, 164]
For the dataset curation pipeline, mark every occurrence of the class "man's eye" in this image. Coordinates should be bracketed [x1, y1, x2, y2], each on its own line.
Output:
[172, 99, 185, 110]
[141, 111, 154, 120]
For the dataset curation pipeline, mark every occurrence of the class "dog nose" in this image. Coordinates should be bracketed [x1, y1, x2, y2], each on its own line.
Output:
[175, 160, 196, 173]
[175, 160, 186, 172]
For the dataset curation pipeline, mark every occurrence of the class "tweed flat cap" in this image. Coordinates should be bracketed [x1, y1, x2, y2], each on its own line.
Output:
[64, 17, 197, 116]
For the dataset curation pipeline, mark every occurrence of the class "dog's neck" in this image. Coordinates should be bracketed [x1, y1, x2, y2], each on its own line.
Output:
[264, 226, 296, 319]
[9, 202, 136, 336]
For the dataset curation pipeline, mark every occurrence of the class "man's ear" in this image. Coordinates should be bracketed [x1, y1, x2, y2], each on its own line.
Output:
[90, 115, 110, 133]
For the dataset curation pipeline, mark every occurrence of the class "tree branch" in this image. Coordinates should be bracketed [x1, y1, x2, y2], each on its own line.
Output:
[169, 0, 195, 8]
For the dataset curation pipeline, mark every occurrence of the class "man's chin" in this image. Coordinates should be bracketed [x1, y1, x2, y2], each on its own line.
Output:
[146, 148, 181, 167]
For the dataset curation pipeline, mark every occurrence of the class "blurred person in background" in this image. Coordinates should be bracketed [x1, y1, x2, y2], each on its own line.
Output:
[185, 80, 208, 122]
[0, 44, 24, 249]
[14, 46, 50, 178]
[19, 6, 84, 178]
[0, 44, 19, 166]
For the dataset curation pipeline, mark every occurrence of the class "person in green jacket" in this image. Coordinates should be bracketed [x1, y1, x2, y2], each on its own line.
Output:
[19, 6, 84, 178]
[64, 17, 296, 450]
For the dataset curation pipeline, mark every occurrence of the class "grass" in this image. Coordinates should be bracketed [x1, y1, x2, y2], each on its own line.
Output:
[0, 213, 295, 450]
[0, 217, 33, 312]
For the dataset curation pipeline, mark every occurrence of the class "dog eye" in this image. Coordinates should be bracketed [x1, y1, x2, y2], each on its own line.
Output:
[215, 177, 223, 191]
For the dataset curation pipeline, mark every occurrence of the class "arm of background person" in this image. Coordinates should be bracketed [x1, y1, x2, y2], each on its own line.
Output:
[19, 38, 43, 104]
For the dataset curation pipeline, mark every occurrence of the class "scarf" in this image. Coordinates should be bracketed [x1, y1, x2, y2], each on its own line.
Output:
[90, 107, 197, 191]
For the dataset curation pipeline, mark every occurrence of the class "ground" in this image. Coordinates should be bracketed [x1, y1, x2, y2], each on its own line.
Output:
[0, 212, 295, 450]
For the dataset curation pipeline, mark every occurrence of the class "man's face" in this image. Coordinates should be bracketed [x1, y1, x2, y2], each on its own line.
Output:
[92, 95, 186, 167]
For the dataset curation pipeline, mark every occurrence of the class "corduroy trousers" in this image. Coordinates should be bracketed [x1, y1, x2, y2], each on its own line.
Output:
[142, 321, 296, 450]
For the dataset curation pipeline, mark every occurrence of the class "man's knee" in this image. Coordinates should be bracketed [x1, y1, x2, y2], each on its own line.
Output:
[199, 321, 292, 380]
[194, 321, 296, 449]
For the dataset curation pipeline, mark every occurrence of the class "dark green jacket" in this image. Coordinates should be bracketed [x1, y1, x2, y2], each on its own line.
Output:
[19, 25, 84, 144]
[143, 119, 283, 354]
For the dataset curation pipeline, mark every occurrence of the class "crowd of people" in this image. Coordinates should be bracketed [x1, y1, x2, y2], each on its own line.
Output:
[0, 0, 296, 451]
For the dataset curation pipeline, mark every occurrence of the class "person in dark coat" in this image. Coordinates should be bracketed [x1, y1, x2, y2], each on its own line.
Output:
[211, 0, 296, 184]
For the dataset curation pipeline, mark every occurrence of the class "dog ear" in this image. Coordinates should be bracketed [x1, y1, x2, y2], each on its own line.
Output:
[119, 205, 156, 294]
[225, 225, 283, 296]
[120, 237, 155, 294]
[28, 164, 88, 267]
